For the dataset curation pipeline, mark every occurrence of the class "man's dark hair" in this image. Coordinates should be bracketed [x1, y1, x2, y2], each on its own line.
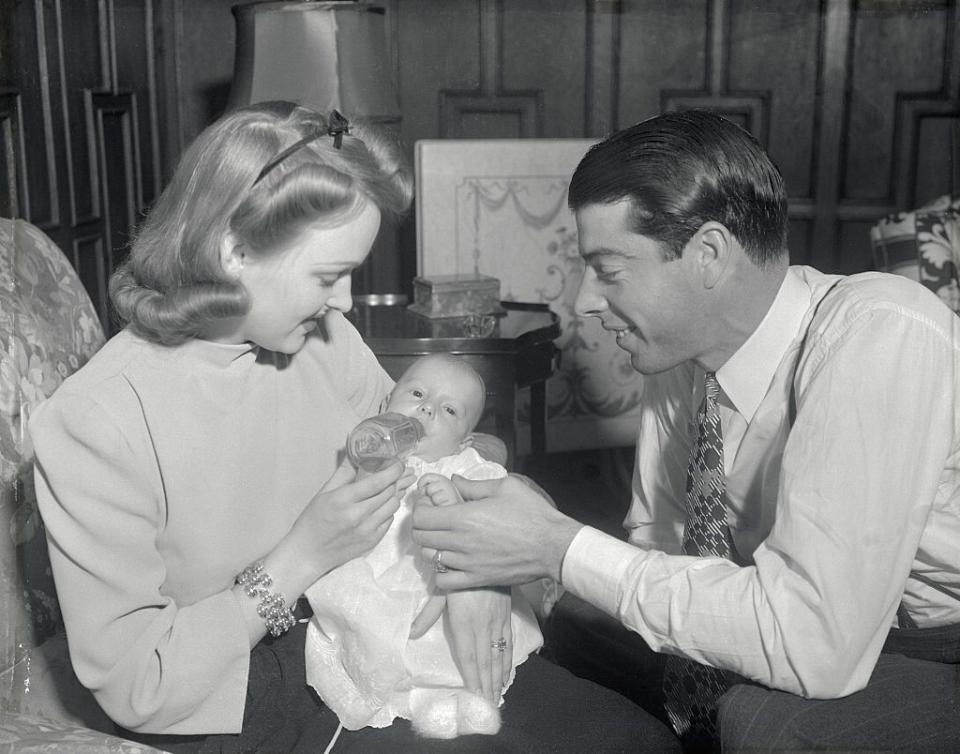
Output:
[568, 110, 788, 267]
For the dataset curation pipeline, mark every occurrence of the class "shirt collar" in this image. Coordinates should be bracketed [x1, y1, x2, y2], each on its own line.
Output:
[715, 267, 811, 422]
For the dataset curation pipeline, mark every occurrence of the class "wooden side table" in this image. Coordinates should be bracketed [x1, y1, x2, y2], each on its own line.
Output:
[348, 301, 560, 466]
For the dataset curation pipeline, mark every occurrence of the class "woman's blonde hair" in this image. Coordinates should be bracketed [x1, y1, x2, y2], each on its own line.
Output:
[110, 101, 413, 344]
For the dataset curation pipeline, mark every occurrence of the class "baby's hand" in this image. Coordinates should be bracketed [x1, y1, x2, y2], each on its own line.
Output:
[418, 473, 462, 507]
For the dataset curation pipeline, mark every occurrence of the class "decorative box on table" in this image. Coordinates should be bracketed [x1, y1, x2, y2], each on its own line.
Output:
[408, 273, 506, 319]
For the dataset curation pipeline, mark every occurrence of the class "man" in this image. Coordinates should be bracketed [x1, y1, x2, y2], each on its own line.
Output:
[412, 110, 960, 751]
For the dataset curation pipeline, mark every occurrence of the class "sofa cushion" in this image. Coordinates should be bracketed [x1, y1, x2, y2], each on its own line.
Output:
[0, 710, 161, 753]
[0, 217, 106, 726]
[870, 194, 960, 314]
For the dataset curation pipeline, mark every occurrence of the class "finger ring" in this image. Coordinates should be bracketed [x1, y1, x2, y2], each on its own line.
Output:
[491, 637, 507, 652]
[433, 550, 449, 574]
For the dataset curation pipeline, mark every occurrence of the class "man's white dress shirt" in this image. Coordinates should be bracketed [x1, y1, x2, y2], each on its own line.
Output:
[562, 266, 960, 699]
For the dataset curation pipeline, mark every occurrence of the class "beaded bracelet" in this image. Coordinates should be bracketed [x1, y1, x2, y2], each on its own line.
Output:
[235, 561, 296, 637]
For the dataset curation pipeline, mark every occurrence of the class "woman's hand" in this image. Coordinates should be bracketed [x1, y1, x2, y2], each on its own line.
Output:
[286, 459, 405, 580]
[446, 587, 512, 705]
[354, 458, 416, 497]
[238, 458, 404, 646]
[396, 464, 417, 497]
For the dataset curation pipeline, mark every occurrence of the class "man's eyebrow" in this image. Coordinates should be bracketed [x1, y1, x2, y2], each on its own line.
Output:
[581, 247, 632, 264]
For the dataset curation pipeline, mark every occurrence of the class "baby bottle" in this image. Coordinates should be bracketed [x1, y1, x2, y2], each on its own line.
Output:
[347, 412, 424, 471]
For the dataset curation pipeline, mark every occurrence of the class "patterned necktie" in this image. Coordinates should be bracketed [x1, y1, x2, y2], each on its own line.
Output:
[662, 371, 735, 752]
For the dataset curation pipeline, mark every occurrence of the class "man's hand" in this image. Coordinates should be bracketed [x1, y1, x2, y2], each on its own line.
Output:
[411, 474, 584, 590]
[511, 472, 557, 508]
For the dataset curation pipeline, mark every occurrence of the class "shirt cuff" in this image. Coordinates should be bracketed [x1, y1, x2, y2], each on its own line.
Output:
[561, 526, 649, 617]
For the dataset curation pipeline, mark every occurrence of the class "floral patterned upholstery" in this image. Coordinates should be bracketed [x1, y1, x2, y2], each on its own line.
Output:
[871, 194, 960, 314]
[0, 218, 163, 752]
[0, 711, 158, 753]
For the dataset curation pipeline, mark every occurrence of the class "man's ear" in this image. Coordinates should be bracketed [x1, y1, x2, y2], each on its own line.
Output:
[219, 231, 244, 280]
[689, 221, 734, 290]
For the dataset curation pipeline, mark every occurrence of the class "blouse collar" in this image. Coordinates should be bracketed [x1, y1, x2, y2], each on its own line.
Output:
[175, 337, 260, 368]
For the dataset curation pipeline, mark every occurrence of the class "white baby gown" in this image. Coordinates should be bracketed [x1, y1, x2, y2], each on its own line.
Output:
[304, 448, 543, 738]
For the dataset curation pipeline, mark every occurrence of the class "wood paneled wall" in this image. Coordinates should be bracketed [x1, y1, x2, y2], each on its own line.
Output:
[396, 0, 958, 275]
[3, 0, 957, 317]
[1, 0, 173, 333]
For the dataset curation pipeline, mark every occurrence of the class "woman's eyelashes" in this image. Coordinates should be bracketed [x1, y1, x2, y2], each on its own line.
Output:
[314, 268, 351, 286]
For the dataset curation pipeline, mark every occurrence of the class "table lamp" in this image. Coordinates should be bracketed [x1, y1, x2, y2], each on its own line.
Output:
[227, 0, 402, 295]
[227, 0, 400, 126]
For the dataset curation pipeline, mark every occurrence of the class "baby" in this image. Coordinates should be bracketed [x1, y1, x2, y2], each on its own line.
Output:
[304, 354, 542, 739]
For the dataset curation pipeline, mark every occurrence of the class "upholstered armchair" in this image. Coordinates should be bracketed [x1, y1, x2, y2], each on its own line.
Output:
[0, 218, 163, 751]
[871, 194, 960, 314]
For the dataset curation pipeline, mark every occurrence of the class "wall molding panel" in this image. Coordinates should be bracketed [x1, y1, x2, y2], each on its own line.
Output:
[660, 0, 771, 143]
[811, 0, 853, 270]
[25, 0, 61, 230]
[439, 91, 543, 138]
[5, 0, 956, 310]
[4, 0, 167, 334]
[438, 0, 544, 138]
[86, 90, 141, 269]
[893, 2, 959, 209]
[0, 90, 27, 220]
[72, 232, 109, 329]
[585, 0, 622, 135]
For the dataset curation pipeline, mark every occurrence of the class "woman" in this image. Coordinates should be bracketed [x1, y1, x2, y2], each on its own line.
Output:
[31, 102, 678, 752]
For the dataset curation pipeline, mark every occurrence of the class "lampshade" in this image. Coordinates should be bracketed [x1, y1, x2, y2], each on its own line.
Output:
[228, 1, 400, 123]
